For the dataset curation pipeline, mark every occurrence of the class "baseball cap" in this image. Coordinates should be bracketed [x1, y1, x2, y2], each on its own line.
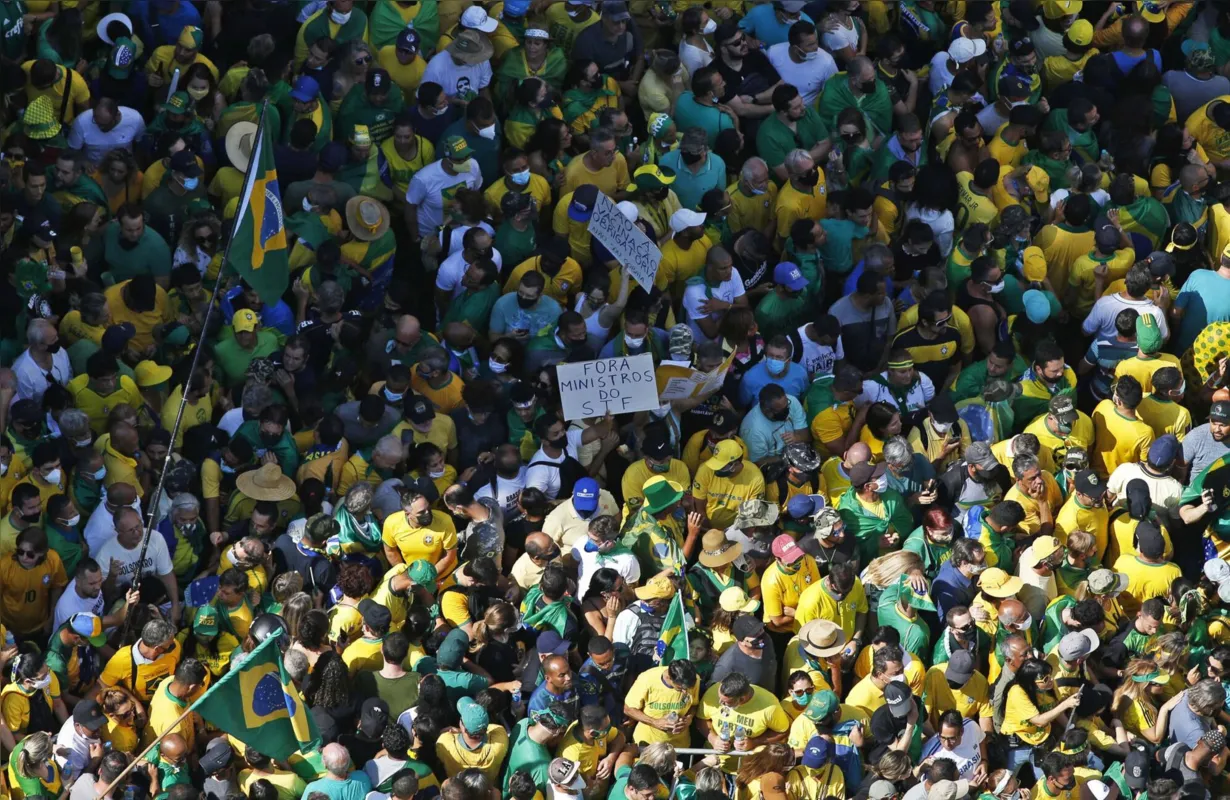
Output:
[68, 612, 108, 647]
[1025, 165, 1050, 204]
[1212, 401, 1230, 422]
[366, 68, 391, 93]
[290, 75, 320, 103]
[786, 494, 822, 521]
[603, 0, 631, 21]
[670, 208, 707, 233]
[358, 697, 390, 737]
[101, 322, 137, 354]
[1135, 521, 1165, 558]
[404, 395, 434, 424]
[73, 699, 107, 732]
[884, 681, 912, 718]
[802, 737, 834, 769]
[634, 575, 674, 600]
[705, 439, 744, 471]
[441, 135, 474, 160]
[436, 628, 470, 669]
[231, 309, 258, 333]
[200, 737, 234, 774]
[869, 781, 898, 800]
[1073, 470, 1103, 497]
[998, 73, 1032, 100]
[1042, 0, 1082, 18]
[771, 534, 804, 564]
[731, 615, 765, 641]
[1009, 37, 1036, 57]
[1125, 750, 1149, 790]
[1147, 434, 1180, 468]
[358, 598, 392, 630]
[572, 477, 599, 512]
[848, 461, 887, 488]
[460, 5, 500, 32]
[536, 630, 570, 656]
[457, 697, 489, 734]
[1136, 314, 1163, 354]
[568, 185, 599, 222]
[642, 430, 672, 460]
[803, 690, 840, 722]
[945, 649, 975, 685]
[774, 262, 808, 292]
[407, 560, 438, 594]
[1050, 394, 1079, 424]
[1058, 629, 1100, 661]
[949, 37, 987, 64]
[1068, 19, 1093, 46]
[169, 149, 202, 178]
[396, 27, 421, 52]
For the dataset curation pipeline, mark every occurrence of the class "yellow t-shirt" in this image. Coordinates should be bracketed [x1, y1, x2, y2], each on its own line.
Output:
[820, 457, 852, 507]
[656, 235, 713, 298]
[1186, 97, 1230, 164]
[811, 400, 856, 455]
[795, 576, 868, 638]
[145, 677, 200, 753]
[1042, 50, 1098, 89]
[327, 602, 365, 646]
[557, 722, 612, 777]
[955, 172, 1000, 230]
[1054, 496, 1109, 561]
[99, 641, 183, 703]
[1150, 143, 1208, 193]
[502, 255, 584, 305]
[1000, 684, 1054, 745]
[1114, 354, 1182, 395]
[342, 637, 385, 676]
[1068, 249, 1137, 315]
[697, 683, 791, 770]
[845, 675, 889, 717]
[0, 549, 66, 634]
[552, 190, 593, 265]
[21, 61, 90, 122]
[691, 461, 766, 530]
[988, 124, 1028, 168]
[1117, 696, 1157, 739]
[623, 459, 692, 509]
[145, 47, 218, 83]
[921, 665, 992, 729]
[1, 674, 60, 735]
[381, 510, 458, 567]
[760, 558, 822, 633]
[1136, 395, 1192, 442]
[1090, 399, 1155, 479]
[162, 384, 213, 449]
[411, 372, 466, 413]
[1034, 223, 1096, 294]
[1112, 554, 1182, 612]
[562, 152, 630, 198]
[1004, 471, 1063, 536]
[624, 666, 699, 746]
[486, 177, 553, 222]
[238, 770, 306, 800]
[435, 725, 509, 783]
[775, 178, 827, 243]
[58, 311, 106, 347]
[728, 181, 779, 235]
[105, 282, 176, 354]
[376, 46, 427, 104]
[391, 413, 458, 454]
[68, 375, 145, 435]
[681, 432, 748, 477]
[1023, 411, 1095, 461]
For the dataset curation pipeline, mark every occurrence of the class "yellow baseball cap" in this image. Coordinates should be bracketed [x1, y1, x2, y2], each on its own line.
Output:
[1023, 246, 1048, 282]
[1025, 166, 1050, 205]
[704, 439, 744, 471]
[1067, 19, 1093, 46]
[232, 309, 258, 333]
[979, 568, 1024, 598]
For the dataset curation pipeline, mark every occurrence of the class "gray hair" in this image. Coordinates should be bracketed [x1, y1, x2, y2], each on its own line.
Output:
[783, 148, 814, 176]
[284, 648, 309, 683]
[241, 383, 274, 415]
[694, 767, 726, 794]
[420, 346, 450, 372]
[589, 127, 615, 149]
[316, 280, 345, 313]
[1011, 454, 1040, 480]
[141, 618, 177, 647]
[848, 55, 875, 80]
[1188, 679, 1226, 716]
[80, 293, 109, 325]
[638, 742, 677, 777]
[321, 743, 351, 776]
[171, 493, 200, 513]
[864, 243, 893, 272]
[741, 157, 768, 183]
[58, 409, 91, 442]
[373, 435, 403, 462]
[27, 319, 54, 347]
[883, 436, 913, 469]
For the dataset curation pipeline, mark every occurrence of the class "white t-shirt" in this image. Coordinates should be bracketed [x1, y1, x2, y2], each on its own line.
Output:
[218, 407, 246, 436]
[13, 348, 72, 404]
[1106, 462, 1184, 508]
[571, 545, 641, 600]
[822, 18, 860, 55]
[405, 160, 483, 238]
[928, 52, 958, 94]
[437, 221, 494, 258]
[525, 428, 585, 499]
[53, 579, 106, 635]
[436, 247, 505, 297]
[54, 716, 99, 779]
[919, 718, 985, 779]
[767, 42, 837, 106]
[975, 103, 1009, 141]
[1081, 295, 1169, 342]
[83, 499, 146, 556]
[575, 295, 613, 338]
[682, 276, 746, 343]
[1050, 187, 1110, 210]
[797, 326, 844, 378]
[421, 51, 493, 99]
[473, 469, 527, 516]
[678, 40, 714, 78]
[66, 106, 146, 164]
[95, 534, 173, 588]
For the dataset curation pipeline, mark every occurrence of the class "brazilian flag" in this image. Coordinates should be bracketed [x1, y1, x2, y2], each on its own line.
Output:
[226, 102, 289, 305]
[656, 591, 690, 666]
[190, 633, 320, 761]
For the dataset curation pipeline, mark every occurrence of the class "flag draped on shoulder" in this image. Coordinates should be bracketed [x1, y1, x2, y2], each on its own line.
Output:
[190, 633, 319, 761]
[226, 102, 289, 305]
[656, 591, 689, 665]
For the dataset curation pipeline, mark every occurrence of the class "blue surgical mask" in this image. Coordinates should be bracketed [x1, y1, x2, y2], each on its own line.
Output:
[92, 466, 107, 481]
[384, 389, 404, 403]
[766, 358, 787, 374]
[220, 463, 236, 474]
[510, 169, 531, 186]
[183, 176, 200, 191]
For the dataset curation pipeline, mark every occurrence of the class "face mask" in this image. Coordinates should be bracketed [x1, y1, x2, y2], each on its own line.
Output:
[415, 511, 434, 526]
[186, 85, 210, 102]
[872, 477, 888, 494]
[750, 185, 766, 195]
[1015, 613, 1033, 631]
[550, 435, 569, 450]
[92, 466, 107, 481]
[766, 358, 787, 374]
[624, 335, 645, 349]
[384, 389, 404, 403]
[649, 461, 670, 474]
[1056, 420, 1074, 436]
[768, 408, 790, 423]
[487, 358, 507, 374]
[43, 468, 61, 485]
[477, 124, 497, 140]
[183, 176, 200, 191]
[968, 563, 986, 576]
[681, 149, 704, 165]
[701, 18, 717, 34]
[46, 342, 61, 354]
[510, 169, 531, 186]
[63, 514, 81, 527]
[987, 279, 1006, 293]
[31, 675, 51, 690]
[450, 158, 473, 172]
[220, 463, 236, 474]
[330, 9, 352, 23]
[302, 197, 314, 213]
[21, 511, 40, 523]
[860, 80, 877, 93]
[800, 49, 819, 61]
[932, 420, 952, 434]
[797, 169, 819, 187]
[260, 432, 281, 446]
[793, 691, 812, 706]
[428, 468, 445, 479]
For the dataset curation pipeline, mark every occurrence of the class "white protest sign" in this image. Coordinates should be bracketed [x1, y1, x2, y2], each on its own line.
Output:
[557, 354, 659, 420]
[586, 192, 662, 290]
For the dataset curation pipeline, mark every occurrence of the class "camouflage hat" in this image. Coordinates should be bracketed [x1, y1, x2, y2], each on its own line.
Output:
[305, 512, 340, 543]
[22, 96, 61, 140]
[161, 91, 193, 115]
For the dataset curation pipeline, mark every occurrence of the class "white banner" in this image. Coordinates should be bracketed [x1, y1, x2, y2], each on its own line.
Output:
[557, 354, 659, 420]
[586, 192, 662, 290]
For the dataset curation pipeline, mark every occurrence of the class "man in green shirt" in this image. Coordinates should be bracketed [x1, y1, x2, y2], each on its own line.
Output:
[442, 259, 500, 335]
[435, 628, 489, 704]
[336, 68, 405, 145]
[755, 262, 810, 341]
[504, 704, 573, 794]
[44, 612, 106, 704]
[144, 149, 210, 249]
[100, 206, 174, 285]
[214, 309, 280, 387]
[0, 0, 25, 62]
[757, 84, 830, 184]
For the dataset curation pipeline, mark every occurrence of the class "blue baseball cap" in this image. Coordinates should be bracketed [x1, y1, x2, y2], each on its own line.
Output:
[1147, 434, 1179, 468]
[504, 0, 532, 15]
[573, 478, 599, 512]
[537, 630, 570, 655]
[396, 27, 421, 52]
[290, 75, 320, 103]
[786, 494, 821, 520]
[774, 261, 808, 292]
[999, 73, 1032, 99]
[568, 185, 599, 222]
[803, 736, 834, 769]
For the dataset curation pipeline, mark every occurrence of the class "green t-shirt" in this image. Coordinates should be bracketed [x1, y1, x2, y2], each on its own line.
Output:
[505, 718, 553, 793]
[353, 671, 421, 721]
[755, 290, 810, 343]
[44, 523, 85, 576]
[443, 285, 500, 336]
[101, 222, 174, 281]
[756, 108, 828, 174]
[144, 184, 210, 249]
[438, 668, 489, 705]
[0, 1, 25, 62]
[214, 330, 280, 387]
[494, 220, 537, 271]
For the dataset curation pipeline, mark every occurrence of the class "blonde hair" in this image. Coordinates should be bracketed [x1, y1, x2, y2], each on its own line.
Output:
[637, 742, 677, 777]
[863, 550, 923, 589]
[282, 592, 313, 641]
[17, 732, 53, 778]
[736, 743, 792, 787]
[1149, 631, 1188, 675]
[1065, 530, 1095, 556]
[273, 572, 304, 602]
[470, 602, 517, 651]
[1112, 657, 1161, 716]
[875, 750, 913, 781]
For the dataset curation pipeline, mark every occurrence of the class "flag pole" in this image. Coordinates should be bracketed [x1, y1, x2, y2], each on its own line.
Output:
[65, 634, 285, 800]
[121, 100, 274, 647]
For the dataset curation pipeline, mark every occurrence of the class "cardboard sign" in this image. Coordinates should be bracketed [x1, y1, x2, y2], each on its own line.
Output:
[557, 354, 659, 420]
[586, 192, 661, 290]
[656, 351, 738, 400]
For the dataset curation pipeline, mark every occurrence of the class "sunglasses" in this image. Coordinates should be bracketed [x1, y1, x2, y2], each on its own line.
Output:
[536, 550, 561, 562]
[355, 56, 373, 65]
[16, 548, 40, 558]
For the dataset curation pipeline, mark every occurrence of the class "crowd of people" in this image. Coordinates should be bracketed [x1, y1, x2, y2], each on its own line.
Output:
[8, 1, 1230, 800]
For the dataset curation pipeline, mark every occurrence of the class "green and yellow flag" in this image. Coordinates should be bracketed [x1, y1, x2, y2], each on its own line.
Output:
[190, 633, 319, 761]
[226, 103, 289, 305]
[656, 591, 689, 665]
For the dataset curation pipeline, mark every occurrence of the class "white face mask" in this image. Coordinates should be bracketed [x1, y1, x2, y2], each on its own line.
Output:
[987, 279, 1006, 294]
[701, 18, 717, 34]
[872, 476, 889, 493]
[801, 49, 819, 61]
[477, 124, 497, 140]
[32, 674, 51, 690]
[302, 197, 314, 213]
[44, 468, 61, 486]
[330, 9, 352, 24]
[63, 514, 81, 527]
[428, 468, 446, 479]
[0, 462, 7, 478]
[932, 420, 952, 434]
[1015, 613, 1033, 631]
[488, 358, 507, 374]
[624, 335, 645, 348]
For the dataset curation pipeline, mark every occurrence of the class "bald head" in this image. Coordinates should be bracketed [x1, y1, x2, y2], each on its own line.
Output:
[107, 482, 138, 508]
[1180, 164, 1209, 191]
[741, 157, 768, 184]
[160, 733, 187, 762]
[844, 443, 872, 468]
[998, 598, 1028, 625]
[848, 56, 875, 83]
[524, 532, 556, 560]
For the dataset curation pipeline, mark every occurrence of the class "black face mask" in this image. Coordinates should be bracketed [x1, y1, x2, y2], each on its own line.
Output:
[859, 79, 877, 94]
[46, 342, 61, 355]
[796, 169, 819, 187]
[260, 432, 281, 446]
[517, 295, 537, 309]
[841, 131, 862, 143]
[415, 511, 434, 526]
[118, 236, 141, 251]
[681, 150, 704, 165]
[20, 511, 40, 523]
[768, 408, 790, 422]
[549, 435, 568, 450]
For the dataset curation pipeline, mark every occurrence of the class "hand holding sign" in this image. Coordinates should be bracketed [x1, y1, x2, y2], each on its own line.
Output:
[587, 192, 662, 291]
[557, 355, 659, 421]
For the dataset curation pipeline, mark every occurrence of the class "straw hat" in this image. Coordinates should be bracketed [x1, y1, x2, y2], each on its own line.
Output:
[799, 620, 847, 658]
[698, 529, 741, 568]
[236, 463, 295, 501]
[448, 30, 494, 65]
[225, 121, 258, 173]
[345, 196, 390, 242]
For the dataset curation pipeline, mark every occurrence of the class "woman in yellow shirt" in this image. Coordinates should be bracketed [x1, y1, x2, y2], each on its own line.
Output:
[1111, 657, 1184, 743]
[999, 659, 1080, 774]
[0, 653, 65, 739]
[1151, 124, 1215, 199]
[93, 150, 144, 215]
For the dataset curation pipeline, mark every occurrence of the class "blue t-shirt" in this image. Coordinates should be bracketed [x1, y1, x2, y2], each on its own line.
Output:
[671, 93, 737, 148]
[738, 361, 809, 409]
[843, 261, 897, 297]
[1174, 269, 1230, 353]
[739, 395, 808, 462]
[659, 150, 728, 211]
[738, 4, 814, 47]
[488, 294, 563, 337]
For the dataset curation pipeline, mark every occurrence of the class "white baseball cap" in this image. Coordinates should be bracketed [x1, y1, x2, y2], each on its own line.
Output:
[461, 6, 500, 33]
[949, 37, 988, 64]
[616, 201, 639, 222]
[670, 208, 706, 232]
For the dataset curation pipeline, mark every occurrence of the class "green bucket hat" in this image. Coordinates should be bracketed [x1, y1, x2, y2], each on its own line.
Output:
[803, 690, 840, 722]
[642, 477, 684, 514]
[194, 604, 220, 637]
[407, 559, 438, 594]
